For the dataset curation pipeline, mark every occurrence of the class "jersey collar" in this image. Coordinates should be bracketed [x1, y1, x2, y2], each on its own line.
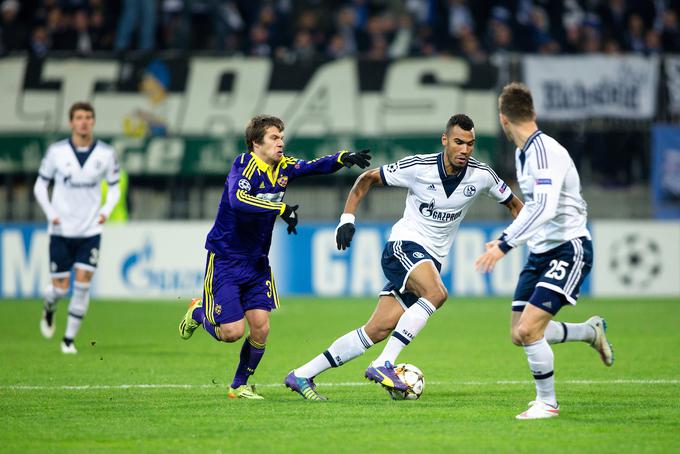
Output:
[69, 138, 97, 168]
[437, 152, 467, 198]
[250, 152, 281, 185]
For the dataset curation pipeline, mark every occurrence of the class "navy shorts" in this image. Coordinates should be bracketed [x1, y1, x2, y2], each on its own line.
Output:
[49, 234, 101, 277]
[202, 252, 279, 325]
[512, 237, 593, 314]
[379, 240, 442, 309]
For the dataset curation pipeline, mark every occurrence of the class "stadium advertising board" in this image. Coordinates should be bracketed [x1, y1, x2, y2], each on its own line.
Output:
[591, 221, 680, 296]
[3, 221, 678, 300]
[523, 55, 659, 120]
[0, 56, 499, 173]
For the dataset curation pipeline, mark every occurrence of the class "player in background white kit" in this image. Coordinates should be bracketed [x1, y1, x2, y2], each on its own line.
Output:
[475, 83, 614, 420]
[34, 102, 121, 354]
[284, 114, 524, 400]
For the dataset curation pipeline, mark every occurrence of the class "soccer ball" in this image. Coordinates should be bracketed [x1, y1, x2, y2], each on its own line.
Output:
[386, 363, 425, 400]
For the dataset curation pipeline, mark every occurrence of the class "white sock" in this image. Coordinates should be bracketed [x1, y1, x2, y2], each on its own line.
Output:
[44, 284, 68, 311]
[295, 326, 374, 378]
[523, 337, 557, 407]
[545, 321, 595, 344]
[64, 282, 91, 341]
[373, 298, 436, 367]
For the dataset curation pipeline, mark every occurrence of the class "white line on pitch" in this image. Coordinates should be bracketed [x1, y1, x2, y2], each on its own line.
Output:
[2, 379, 679, 391]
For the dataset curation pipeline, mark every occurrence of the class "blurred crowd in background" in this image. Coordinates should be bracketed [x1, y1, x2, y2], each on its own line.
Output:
[1, 0, 679, 59]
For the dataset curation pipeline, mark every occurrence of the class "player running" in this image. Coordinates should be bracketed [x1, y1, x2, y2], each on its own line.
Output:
[34, 101, 121, 354]
[285, 114, 524, 400]
[177, 115, 371, 399]
[475, 82, 614, 420]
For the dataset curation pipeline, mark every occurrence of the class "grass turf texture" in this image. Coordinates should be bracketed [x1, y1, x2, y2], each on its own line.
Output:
[1, 297, 679, 453]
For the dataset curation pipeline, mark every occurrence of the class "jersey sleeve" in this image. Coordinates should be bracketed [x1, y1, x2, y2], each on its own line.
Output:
[37, 146, 57, 181]
[228, 154, 285, 214]
[500, 151, 569, 250]
[105, 148, 121, 185]
[379, 156, 424, 188]
[482, 165, 513, 204]
[283, 151, 345, 180]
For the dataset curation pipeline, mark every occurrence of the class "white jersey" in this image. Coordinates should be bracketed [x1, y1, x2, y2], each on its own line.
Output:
[37, 138, 120, 237]
[381, 153, 513, 263]
[502, 130, 590, 254]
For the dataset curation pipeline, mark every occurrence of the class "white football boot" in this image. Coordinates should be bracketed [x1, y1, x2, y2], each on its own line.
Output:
[586, 316, 614, 366]
[516, 400, 560, 420]
[61, 340, 78, 354]
[40, 310, 56, 339]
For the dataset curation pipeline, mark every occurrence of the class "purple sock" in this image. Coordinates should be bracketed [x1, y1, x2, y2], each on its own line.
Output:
[202, 318, 221, 341]
[192, 305, 205, 324]
[230, 337, 266, 388]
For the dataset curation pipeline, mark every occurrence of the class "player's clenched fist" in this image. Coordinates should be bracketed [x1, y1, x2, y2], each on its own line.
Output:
[335, 213, 356, 250]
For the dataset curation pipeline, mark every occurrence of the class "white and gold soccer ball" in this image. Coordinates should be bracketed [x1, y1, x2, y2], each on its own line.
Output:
[386, 363, 425, 400]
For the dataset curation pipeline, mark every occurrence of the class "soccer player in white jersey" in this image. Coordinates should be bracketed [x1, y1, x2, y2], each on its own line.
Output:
[34, 102, 121, 354]
[475, 83, 614, 420]
[285, 114, 524, 400]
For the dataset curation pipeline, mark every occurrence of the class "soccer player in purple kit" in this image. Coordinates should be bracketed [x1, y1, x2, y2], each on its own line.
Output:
[177, 115, 371, 399]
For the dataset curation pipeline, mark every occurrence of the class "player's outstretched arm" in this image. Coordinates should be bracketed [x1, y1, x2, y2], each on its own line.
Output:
[504, 195, 524, 219]
[335, 168, 383, 250]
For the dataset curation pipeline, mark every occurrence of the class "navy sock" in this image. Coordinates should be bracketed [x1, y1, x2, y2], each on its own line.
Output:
[231, 337, 266, 388]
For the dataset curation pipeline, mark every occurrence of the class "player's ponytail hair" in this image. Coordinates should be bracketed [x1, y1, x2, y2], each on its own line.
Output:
[68, 101, 95, 120]
[245, 115, 285, 151]
[498, 82, 535, 123]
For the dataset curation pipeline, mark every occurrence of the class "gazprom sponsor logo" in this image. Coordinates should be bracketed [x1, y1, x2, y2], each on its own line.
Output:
[419, 199, 462, 222]
[121, 238, 203, 292]
[536, 178, 552, 185]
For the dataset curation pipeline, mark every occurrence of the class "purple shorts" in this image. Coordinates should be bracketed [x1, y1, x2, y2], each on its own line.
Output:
[202, 252, 279, 325]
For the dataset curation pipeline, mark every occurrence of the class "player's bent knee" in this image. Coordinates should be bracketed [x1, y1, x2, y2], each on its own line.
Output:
[218, 326, 244, 343]
[426, 286, 448, 308]
[514, 324, 538, 345]
[510, 332, 524, 346]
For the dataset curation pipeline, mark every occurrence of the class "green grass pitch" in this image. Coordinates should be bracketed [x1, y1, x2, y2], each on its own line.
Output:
[1, 297, 679, 453]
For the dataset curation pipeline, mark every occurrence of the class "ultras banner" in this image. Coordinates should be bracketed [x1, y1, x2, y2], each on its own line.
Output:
[523, 55, 659, 120]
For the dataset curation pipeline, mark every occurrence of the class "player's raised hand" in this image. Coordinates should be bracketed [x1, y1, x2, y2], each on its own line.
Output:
[341, 149, 372, 169]
[280, 204, 299, 235]
[474, 244, 505, 273]
[335, 213, 356, 250]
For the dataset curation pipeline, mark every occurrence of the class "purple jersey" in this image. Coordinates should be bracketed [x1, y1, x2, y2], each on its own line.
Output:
[205, 151, 346, 259]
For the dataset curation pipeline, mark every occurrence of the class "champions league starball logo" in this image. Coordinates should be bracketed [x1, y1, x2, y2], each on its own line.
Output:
[609, 234, 662, 288]
[238, 179, 251, 191]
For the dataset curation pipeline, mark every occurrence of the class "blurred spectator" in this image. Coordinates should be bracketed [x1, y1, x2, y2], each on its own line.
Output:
[645, 29, 662, 54]
[290, 29, 317, 61]
[661, 9, 680, 51]
[625, 13, 646, 52]
[527, 6, 559, 53]
[334, 5, 359, 56]
[247, 23, 271, 56]
[29, 25, 50, 58]
[115, 0, 156, 51]
[0, 0, 28, 54]
[388, 12, 414, 58]
[486, 6, 514, 55]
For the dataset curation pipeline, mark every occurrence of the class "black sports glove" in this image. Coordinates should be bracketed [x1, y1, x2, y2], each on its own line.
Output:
[335, 214, 356, 250]
[341, 149, 372, 169]
[280, 204, 299, 235]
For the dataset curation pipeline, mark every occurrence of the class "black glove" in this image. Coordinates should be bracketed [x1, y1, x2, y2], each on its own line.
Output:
[280, 204, 299, 235]
[341, 149, 372, 169]
[335, 217, 356, 250]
